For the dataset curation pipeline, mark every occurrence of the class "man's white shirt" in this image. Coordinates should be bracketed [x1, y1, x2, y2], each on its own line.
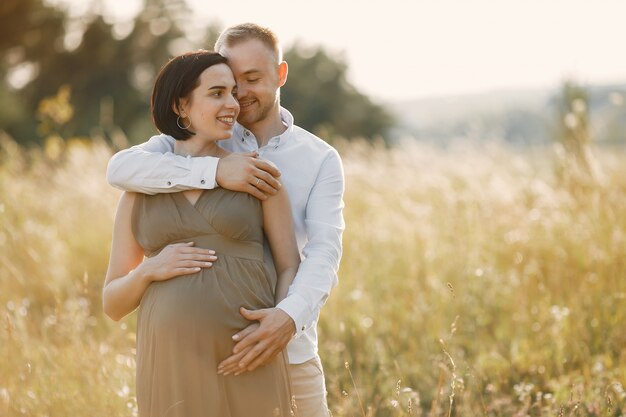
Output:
[106, 107, 345, 364]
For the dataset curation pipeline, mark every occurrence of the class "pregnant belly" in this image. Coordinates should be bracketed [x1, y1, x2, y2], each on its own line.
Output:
[138, 260, 275, 335]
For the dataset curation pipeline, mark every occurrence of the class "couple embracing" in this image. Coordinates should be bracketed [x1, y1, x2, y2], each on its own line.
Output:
[103, 23, 345, 417]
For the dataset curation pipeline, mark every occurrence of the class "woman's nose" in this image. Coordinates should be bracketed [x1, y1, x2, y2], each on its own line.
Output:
[227, 93, 240, 111]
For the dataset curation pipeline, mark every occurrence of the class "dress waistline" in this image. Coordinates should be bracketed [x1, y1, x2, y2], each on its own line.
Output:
[147, 234, 263, 262]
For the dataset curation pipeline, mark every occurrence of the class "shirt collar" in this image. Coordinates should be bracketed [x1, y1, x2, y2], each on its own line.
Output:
[233, 107, 295, 147]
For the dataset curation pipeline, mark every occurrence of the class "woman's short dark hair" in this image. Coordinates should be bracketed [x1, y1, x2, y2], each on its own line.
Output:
[151, 50, 228, 140]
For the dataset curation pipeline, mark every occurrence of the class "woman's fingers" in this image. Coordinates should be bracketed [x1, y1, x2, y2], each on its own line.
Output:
[151, 244, 217, 281]
[173, 267, 202, 276]
[174, 247, 217, 262]
[180, 247, 215, 255]
[179, 254, 217, 262]
[176, 260, 214, 268]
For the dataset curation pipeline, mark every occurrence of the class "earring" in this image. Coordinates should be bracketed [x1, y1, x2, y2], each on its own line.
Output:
[177, 115, 191, 130]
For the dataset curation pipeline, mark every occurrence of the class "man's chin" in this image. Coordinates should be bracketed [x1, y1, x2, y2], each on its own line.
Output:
[237, 113, 258, 127]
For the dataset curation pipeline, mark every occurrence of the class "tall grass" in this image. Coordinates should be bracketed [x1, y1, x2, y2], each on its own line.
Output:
[1, 135, 625, 416]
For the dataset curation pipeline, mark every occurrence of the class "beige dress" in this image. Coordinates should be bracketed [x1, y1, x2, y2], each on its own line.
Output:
[131, 188, 294, 417]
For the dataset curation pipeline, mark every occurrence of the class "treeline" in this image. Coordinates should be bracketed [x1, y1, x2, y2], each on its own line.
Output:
[0, 0, 394, 147]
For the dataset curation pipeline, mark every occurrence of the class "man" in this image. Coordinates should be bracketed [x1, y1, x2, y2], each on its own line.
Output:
[106, 23, 344, 417]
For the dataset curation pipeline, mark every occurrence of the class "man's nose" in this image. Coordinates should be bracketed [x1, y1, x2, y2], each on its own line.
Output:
[235, 84, 247, 100]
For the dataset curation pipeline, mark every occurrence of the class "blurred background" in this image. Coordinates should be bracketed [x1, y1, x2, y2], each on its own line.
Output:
[3, 0, 626, 148]
[1, 1, 626, 416]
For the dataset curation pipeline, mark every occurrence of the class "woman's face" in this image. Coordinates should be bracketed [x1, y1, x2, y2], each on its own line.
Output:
[180, 63, 240, 141]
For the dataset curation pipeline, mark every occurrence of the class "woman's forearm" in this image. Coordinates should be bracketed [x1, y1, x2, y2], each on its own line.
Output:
[274, 266, 299, 305]
[103, 266, 152, 321]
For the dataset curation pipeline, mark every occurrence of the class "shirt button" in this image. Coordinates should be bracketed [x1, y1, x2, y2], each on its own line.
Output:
[301, 326, 305, 331]
[200, 179, 205, 184]
[167, 181, 172, 186]
[245, 131, 250, 137]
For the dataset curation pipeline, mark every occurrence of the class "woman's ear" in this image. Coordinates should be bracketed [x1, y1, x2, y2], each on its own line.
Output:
[278, 61, 288, 88]
[171, 98, 188, 117]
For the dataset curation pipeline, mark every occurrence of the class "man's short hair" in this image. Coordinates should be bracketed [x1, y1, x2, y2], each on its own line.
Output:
[214, 23, 282, 63]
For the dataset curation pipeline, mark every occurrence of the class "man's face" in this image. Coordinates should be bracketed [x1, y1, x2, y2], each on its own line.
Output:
[219, 39, 282, 128]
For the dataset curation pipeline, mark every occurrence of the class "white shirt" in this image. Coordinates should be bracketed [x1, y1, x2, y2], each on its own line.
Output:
[106, 107, 345, 364]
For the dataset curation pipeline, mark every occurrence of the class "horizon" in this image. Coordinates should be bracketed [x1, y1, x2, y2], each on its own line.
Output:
[389, 79, 626, 105]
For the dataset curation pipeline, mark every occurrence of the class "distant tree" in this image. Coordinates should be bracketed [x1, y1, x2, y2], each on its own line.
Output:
[282, 44, 395, 143]
[1, 1, 395, 146]
[0, 0, 200, 146]
[0, 0, 67, 143]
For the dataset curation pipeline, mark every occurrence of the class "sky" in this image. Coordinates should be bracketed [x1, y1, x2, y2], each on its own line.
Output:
[57, 0, 626, 103]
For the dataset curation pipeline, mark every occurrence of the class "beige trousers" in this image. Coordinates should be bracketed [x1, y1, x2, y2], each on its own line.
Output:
[289, 356, 330, 417]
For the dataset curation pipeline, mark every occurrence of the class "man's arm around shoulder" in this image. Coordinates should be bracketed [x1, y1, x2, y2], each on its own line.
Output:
[106, 134, 219, 195]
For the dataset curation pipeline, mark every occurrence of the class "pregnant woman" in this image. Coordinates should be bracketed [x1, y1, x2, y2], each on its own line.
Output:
[102, 51, 299, 417]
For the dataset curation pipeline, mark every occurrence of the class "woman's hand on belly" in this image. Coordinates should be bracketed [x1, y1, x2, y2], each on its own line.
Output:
[138, 242, 217, 283]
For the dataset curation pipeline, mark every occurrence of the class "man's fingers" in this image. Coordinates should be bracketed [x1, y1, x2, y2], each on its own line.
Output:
[221, 362, 244, 376]
[245, 348, 279, 372]
[239, 307, 268, 321]
[244, 184, 269, 201]
[237, 341, 268, 370]
[253, 178, 276, 196]
[252, 158, 281, 178]
[218, 359, 240, 374]
[232, 330, 262, 354]
[232, 323, 259, 343]
[218, 345, 253, 375]
[217, 354, 240, 372]
[252, 168, 281, 193]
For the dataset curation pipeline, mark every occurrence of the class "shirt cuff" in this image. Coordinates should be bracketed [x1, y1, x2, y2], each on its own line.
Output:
[276, 293, 311, 338]
[189, 155, 219, 189]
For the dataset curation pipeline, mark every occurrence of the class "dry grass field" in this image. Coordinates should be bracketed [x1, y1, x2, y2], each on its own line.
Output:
[1, 135, 625, 416]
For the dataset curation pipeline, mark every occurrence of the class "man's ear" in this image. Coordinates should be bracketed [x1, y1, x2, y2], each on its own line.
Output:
[278, 61, 288, 87]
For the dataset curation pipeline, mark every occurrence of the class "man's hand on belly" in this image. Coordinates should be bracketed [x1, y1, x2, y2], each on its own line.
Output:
[217, 307, 295, 375]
